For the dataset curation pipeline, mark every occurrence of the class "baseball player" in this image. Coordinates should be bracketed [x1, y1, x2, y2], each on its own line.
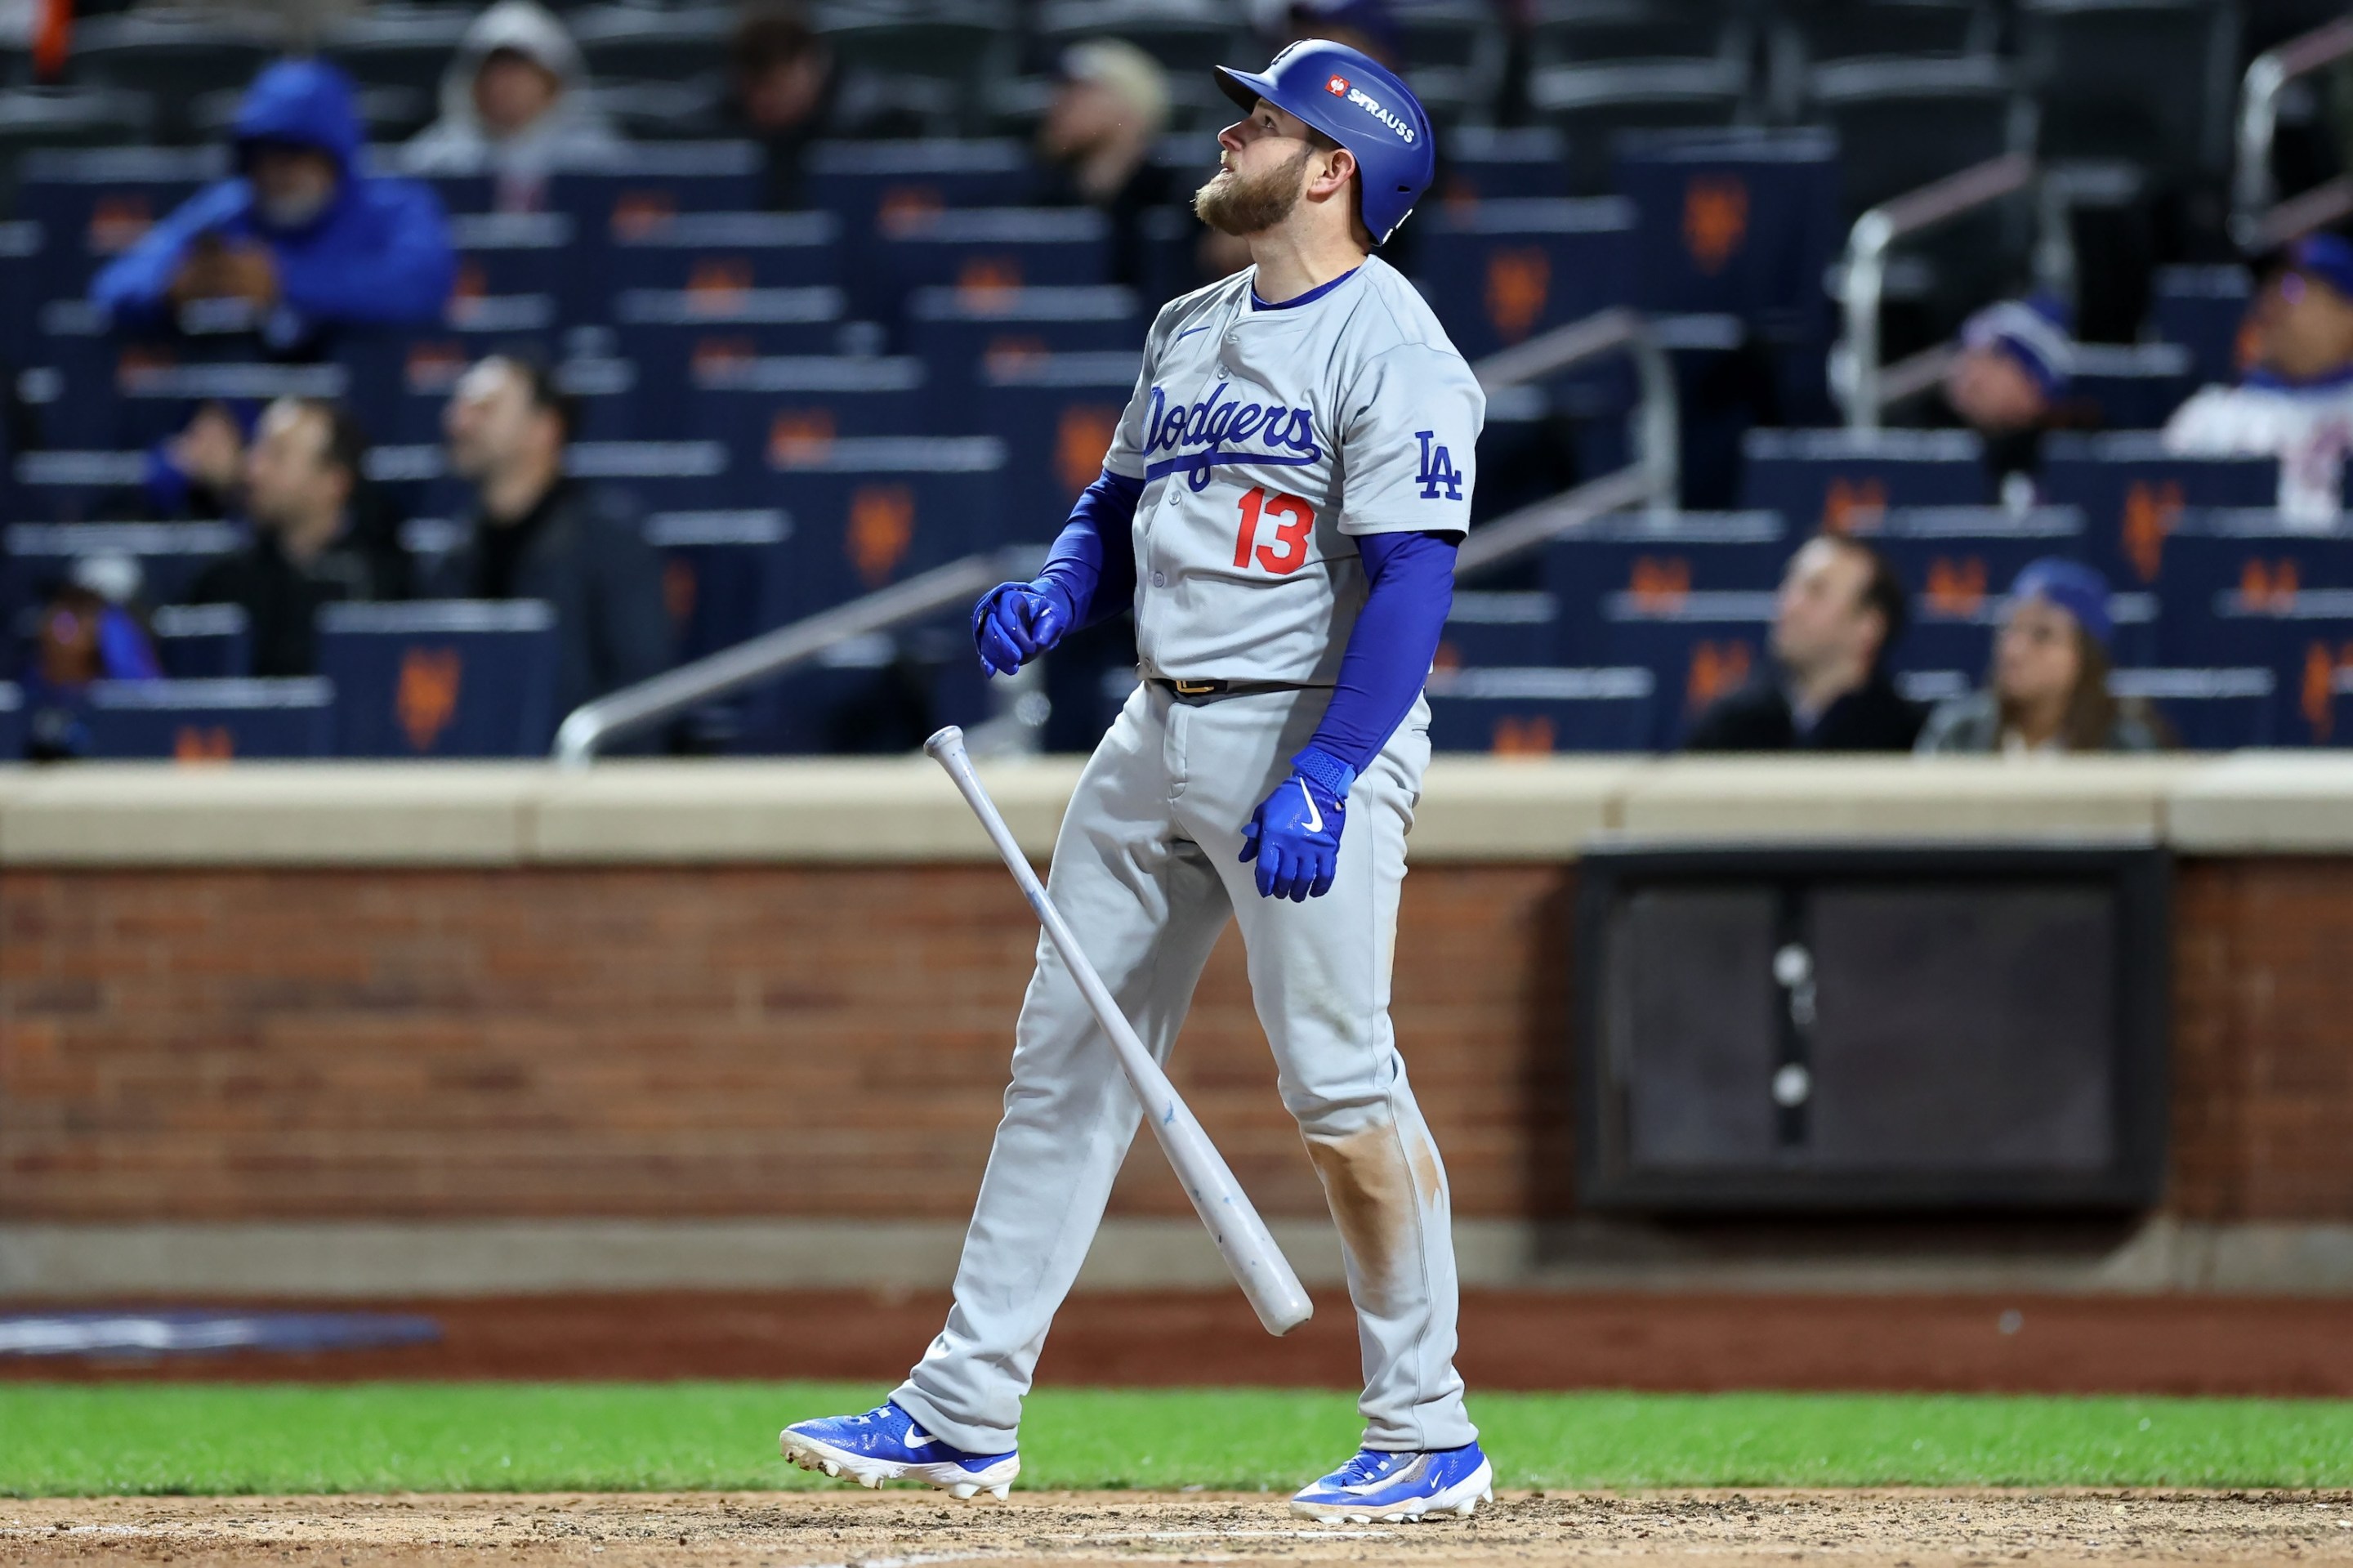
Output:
[783, 39, 1489, 1521]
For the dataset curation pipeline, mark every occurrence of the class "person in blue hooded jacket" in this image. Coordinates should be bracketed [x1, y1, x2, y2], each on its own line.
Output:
[92, 59, 455, 352]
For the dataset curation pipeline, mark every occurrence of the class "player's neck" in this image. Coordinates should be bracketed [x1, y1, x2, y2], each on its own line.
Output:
[1246, 226, 1368, 307]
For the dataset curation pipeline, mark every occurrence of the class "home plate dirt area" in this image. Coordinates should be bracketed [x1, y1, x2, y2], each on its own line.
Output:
[6, 1490, 2353, 1566]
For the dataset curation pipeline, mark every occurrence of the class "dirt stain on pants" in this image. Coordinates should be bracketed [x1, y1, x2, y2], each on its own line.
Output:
[1303, 1119, 1444, 1304]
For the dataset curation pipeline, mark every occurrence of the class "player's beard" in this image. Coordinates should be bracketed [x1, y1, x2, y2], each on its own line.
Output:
[1193, 145, 1310, 237]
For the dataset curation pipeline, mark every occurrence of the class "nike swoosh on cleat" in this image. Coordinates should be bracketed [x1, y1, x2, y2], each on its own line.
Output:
[1297, 778, 1323, 833]
[904, 1427, 936, 1449]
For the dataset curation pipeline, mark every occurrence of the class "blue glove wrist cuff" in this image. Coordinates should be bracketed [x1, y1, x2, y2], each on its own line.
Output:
[1290, 745, 1356, 801]
[1029, 577, 1077, 626]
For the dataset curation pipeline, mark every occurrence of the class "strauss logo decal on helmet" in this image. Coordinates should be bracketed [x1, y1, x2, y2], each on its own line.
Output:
[1342, 84, 1417, 144]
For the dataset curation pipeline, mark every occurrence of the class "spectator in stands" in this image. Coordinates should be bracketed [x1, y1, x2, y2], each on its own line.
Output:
[2164, 233, 2353, 527]
[91, 60, 455, 352]
[728, 3, 840, 211]
[1918, 558, 2165, 755]
[22, 556, 165, 761]
[182, 396, 408, 678]
[401, 0, 624, 195]
[1035, 40, 1174, 291]
[141, 400, 254, 521]
[1684, 533, 1922, 751]
[1944, 294, 2074, 513]
[441, 355, 671, 715]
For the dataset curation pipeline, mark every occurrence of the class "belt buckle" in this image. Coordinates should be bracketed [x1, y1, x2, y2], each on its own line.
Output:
[1172, 678, 1219, 697]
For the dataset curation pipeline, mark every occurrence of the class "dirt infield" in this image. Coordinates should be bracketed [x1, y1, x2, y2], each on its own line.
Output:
[11, 1292, 2353, 1397]
[6, 1490, 2353, 1566]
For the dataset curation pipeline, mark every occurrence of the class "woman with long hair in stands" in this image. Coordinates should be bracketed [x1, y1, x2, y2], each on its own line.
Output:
[1917, 557, 2168, 755]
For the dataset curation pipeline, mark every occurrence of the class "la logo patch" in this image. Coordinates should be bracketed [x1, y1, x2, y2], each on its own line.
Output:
[1326, 74, 1350, 94]
[1414, 431, 1463, 501]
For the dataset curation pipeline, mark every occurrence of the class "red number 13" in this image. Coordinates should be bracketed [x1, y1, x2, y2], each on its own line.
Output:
[1232, 486, 1315, 575]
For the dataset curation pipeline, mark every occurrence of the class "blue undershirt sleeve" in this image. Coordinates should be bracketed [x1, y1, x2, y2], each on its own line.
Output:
[1297, 529, 1458, 784]
[1033, 467, 1143, 629]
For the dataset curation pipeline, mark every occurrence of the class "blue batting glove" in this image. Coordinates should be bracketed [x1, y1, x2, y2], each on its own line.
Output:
[971, 580, 1072, 677]
[1239, 749, 1354, 901]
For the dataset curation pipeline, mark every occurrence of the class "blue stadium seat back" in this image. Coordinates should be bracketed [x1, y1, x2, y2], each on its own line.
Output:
[605, 210, 842, 298]
[102, 354, 355, 452]
[315, 599, 560, 757]
[4, 520, 246, 617]
[550, 145, 767, 242]
[2036, 432, 2280, 590]
[1858, 503, 2090, 614]
[904, 285, 1145, 384]
[16, 147, 222, 303]
[418, 173, 498, 216]
[0, 681, 20, 762]
[613, 288, 855, 413]
[2181, 589, 2353, 744]
[685, 356, 929, 454]
[446, 212, 592, 322]
[1414, 198, 1636, 363]
[757, 632, 969, 755]
[1737, 428, 1989, 528]
[2065, 343, 2194, 431]
[870, 209, 1113, 323]
[1899, 590, 2162, 677]
[1437, 590, 1562, 668]
[765, 437, 1007, 608]
[1435, 127, 1575, 203]
[0, 221, 41, 369]
[150, 601, 252, 678]
[83, 676, 334, 760]
[2329, 664, 2353, 748]
[645, 507, 798, 661]
[1613, 127, 1842, 337]
[800, 139, 1041, 235]
[2110, 667, 2277, 749]
[1426, 666, 1657, 753]
[6, 449, 156, 524]
[334, 301, 568, 445]
[2151, 510, 2353, 663]
[1601, 588, 1777, 748]
[2147, 265, 2249, 388]
[365, 439, 737, 530]
[1540, 510, 1788, 663]
[979, 353, 1142, 539]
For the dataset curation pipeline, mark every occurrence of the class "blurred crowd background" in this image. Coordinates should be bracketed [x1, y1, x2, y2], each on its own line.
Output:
[4, 0, 2353, 763]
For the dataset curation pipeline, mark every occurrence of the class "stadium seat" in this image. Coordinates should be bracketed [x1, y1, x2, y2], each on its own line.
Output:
[1541, 508, 1788, 663]
[1526, 60, 1750, 194]
[65, 354, 350, 452]
[13, 146, 221, 306]
[1738, 428, 1989, 529]
[644, 507, 796, 750]
[2186, 588, 2353, 747]
[765, 436, 1009, 608]
[903, 285, 1144, 382]
[1601, 587, 1778, 747]
[979, 352, 1141, 537]
[0, 680, 20, 761]
[2110, 667, 2277, 749]
[2148, 265, 2249, 390]
[1425, 664, 1657, 752]
[1395, 0, 1510, 125]
[1529, 0, 1748, 64]
[0, 220, 40, 369]
[4, 519, 244, 612]
[82, 676, 334, 760]
[800, 139, 1040, 235]
[1414, 197, 1636, 362]
[2065, 343, 2193, 431]
[685, 355, 931, 452]
[605, 210, 843, 298]
[550, 145, 766, 248]
[2016, 0, 2235, 177]
[869, 208, 1111, 323]
[614, 286, 858, 416]
[1433, 127, 1574, 204]
[1766, 0, 1993, 116]
[150, 602, 252, 679]
[2150, 510, 2353, 663]
[2036, 434, 2284, 589]
[1437, 589, 1561, 668]
[1855, 504, 2089, 627]
[446, 212, 586, 319]
[1802, 55, 2023, 216]
[6, 449, 152, 525]
[1613, 128, 1842, 341]
[315, 600, 560, 757]
[364, 439, 736, 528]
[68, 16, 275, 142]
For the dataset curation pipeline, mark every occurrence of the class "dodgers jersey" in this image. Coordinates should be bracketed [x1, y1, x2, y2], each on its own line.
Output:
[1101, 256, 1485, 685]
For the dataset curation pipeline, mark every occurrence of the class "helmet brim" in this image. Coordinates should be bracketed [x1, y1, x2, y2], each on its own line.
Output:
[1213, 65, 1275, 117]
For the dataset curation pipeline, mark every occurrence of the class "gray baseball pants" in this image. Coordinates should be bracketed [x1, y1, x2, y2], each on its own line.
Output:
[891, 680, 1476, 1456]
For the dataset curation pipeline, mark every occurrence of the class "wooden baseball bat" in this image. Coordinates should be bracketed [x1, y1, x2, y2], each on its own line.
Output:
[924, 725, 1314, 1337]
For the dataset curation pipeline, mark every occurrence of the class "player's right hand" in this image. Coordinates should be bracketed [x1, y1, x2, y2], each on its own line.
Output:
[971, 581, 1072, 677]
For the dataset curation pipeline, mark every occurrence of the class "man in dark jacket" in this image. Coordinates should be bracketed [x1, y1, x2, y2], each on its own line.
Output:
[1684, 533, 1922, 752]
[443, 355, 671, 717]
[182, 396, 409, 677]
[92, 58, 454, 352]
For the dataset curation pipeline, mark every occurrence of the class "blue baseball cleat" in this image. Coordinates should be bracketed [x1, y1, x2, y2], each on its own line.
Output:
[1289, 1442, 1494, 1522]
[779, 1401, 1019, 1499]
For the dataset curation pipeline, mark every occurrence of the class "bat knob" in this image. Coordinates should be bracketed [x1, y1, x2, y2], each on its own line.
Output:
[923, 726, 967, 763]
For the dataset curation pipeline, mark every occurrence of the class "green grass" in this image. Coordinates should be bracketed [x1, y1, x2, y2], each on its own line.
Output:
[2, 1383, 2350, 1496]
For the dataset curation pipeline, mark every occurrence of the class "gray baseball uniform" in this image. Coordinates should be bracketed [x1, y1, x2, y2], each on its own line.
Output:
[891, 256, 1485, 1456]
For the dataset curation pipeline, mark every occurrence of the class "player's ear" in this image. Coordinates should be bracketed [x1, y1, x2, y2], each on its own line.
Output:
[1312, 145, 1356, 201]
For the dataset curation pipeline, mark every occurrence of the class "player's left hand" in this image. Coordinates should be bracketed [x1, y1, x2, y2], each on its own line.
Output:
[971, 581, 1072, 677]
[1239, 766, 1349, 901]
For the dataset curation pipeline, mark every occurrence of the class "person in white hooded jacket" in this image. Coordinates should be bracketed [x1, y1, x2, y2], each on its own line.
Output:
[400, 0, 624, 189]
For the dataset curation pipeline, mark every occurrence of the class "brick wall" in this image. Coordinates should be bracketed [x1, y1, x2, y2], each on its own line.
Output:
[1, 859, 2346, 1223]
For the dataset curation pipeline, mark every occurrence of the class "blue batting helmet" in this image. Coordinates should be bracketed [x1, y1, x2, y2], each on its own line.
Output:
[1213, 40, 1435, 245]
